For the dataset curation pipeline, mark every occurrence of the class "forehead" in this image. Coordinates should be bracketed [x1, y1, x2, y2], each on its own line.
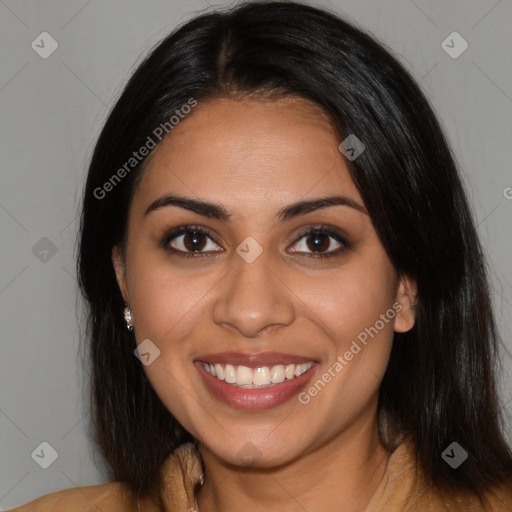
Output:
[131, 96, 361, 218]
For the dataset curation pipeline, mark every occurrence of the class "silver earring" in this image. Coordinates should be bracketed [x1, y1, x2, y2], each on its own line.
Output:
[123, 303, 134, 331]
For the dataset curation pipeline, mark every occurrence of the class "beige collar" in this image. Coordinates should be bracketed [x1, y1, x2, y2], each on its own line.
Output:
[157, 438, 420, 511]
[158, 442, 204, 511]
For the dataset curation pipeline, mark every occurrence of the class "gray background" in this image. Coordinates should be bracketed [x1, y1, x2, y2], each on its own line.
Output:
[1, 0, 511, 508]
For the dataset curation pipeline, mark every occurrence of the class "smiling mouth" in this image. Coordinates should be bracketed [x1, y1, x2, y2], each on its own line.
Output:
[199, 361, 315, 388]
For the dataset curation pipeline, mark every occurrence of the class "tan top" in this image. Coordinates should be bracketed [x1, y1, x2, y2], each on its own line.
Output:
[8, 437, 512, 511]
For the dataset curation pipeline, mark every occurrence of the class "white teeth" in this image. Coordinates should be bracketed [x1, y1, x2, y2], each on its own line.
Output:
[235, 365, 253, 385]
[294, 363, 311, 377]
[270, 365, 285, 383]
[285, 364, 295, 379]
[224, 364, 236, 383]
[214, 363, 224, 380]
[202, 362, 314, 388]
[253, 367, 271, 386]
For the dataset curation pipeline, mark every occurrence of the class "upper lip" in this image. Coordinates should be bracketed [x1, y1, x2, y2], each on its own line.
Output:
[195, 351, 318, 368]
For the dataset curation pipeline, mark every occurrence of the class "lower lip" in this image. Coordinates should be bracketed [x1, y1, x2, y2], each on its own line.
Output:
[194, 361, 319, 410]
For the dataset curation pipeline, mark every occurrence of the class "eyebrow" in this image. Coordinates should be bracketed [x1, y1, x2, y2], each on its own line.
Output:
[143, 193, 368, 222]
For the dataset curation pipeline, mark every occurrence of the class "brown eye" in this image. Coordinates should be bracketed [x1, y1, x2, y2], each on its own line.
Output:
[170, 230, 221, 253]
[305, 233, 331, 252]
[162, 226, 223, 258]
[288, 227, 349, 259]
[181, 231, 208, 252]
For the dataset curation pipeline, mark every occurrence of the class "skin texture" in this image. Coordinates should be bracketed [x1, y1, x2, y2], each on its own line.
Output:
[112, 96, 417, 511]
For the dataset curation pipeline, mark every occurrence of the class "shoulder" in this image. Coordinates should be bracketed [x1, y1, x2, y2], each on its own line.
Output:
[367, 436, 512, 511]
[6, 481, 161, 512]
[7, 442, 202, 512]
[411, 481, 512, 511]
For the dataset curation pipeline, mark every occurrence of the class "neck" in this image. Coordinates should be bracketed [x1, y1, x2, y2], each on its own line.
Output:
[196, 405, 390, 512]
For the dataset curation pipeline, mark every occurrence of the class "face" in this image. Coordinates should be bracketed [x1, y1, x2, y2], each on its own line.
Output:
[112, 96, 416, 467]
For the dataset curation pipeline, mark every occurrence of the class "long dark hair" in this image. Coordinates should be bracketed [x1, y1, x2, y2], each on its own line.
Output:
[76, 0, 512, 502]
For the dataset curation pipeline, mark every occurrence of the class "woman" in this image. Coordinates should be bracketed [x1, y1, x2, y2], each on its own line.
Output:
[10, 1, 512, 510]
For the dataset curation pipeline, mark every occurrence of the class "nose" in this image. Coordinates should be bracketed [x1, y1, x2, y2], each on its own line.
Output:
[211, 246, 296, 338]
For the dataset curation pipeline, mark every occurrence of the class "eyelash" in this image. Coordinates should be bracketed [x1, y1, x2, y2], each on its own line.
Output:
[160, 224, 350, 260]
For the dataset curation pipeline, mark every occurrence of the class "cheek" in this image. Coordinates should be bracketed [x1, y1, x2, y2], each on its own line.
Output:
[293, 255, 397, 409]
[128, 253, 215, 343]
[297, 258, 397, 350]
[126, 258, 212, 422]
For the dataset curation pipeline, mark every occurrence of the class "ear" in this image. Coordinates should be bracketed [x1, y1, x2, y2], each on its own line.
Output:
[112, 244, 129, 303]
[393, 273, 417, 333]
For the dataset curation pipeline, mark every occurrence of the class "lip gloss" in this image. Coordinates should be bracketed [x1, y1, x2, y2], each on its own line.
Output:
[194, 361, 319, 410]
